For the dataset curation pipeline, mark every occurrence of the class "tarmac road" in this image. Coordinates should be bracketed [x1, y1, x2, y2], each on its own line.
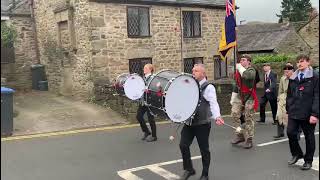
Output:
[1, 117, 319, 180]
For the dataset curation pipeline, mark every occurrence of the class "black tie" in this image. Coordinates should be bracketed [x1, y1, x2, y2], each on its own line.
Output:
[299, 73, 304, 81]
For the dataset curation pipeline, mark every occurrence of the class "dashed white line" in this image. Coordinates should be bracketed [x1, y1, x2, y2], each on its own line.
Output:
[148, 166, 180, 180]
[257, 132, 319, 147]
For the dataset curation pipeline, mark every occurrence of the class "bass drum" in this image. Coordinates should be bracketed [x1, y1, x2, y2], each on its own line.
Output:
[114, 73, 145, 100]
[145, 70, 200, 123]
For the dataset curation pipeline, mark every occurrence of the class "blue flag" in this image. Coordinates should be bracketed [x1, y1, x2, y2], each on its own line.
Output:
[219, 0, 236, 60]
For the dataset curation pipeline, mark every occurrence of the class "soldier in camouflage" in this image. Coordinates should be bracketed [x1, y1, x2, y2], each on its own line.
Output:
[230, 54, 259, 149]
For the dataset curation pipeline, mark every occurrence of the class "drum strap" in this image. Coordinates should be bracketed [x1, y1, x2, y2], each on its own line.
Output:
[186, 82, 213, 126]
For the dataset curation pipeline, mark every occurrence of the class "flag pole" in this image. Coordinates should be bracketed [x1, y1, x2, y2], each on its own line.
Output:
[234, 5, 239, 73]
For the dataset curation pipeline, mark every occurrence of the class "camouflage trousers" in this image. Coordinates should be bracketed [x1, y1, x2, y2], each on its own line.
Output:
[231, 95, 255, 139]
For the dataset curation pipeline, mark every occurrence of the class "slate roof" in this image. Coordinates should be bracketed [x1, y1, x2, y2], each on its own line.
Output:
[1, 0, 30, 16]
[1, 0, 12, 13]
[237, 23, 294, 52]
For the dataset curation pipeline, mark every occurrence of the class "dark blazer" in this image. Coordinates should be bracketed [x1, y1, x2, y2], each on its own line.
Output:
[286, 69, 319, 120]
[263, 70, 277, 99]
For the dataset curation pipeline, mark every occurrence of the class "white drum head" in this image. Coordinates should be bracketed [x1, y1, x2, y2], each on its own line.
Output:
[165, 75, 199, 122]
[124, 74, 145, 100]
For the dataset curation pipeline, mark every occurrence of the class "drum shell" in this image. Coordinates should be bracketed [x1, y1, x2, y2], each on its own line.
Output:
[114, 74, 129, 96]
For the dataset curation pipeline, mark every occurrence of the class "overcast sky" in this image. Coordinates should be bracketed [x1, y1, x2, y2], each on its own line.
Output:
[236, 0, 320, 24]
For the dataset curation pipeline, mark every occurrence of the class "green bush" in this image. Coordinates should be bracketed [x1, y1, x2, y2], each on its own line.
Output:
[1, 22, 17, 48]
[252, 54, 295, 64]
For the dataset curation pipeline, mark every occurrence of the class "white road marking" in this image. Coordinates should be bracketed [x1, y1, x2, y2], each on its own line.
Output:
[148, 166, 180, 180]
[296, 157, 319, 171]
[257, 132, 319, 147]
[118, 130, 319, 179]
[117, 156, 201, 180]
[118, 171, 142, 180]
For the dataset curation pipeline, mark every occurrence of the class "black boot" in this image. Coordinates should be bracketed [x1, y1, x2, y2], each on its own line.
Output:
[231, 133, 245, 144]
[242, 137, 253, 149]
[273, 123, 285, 140]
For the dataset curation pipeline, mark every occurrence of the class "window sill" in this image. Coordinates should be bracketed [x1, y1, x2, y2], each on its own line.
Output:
[183, 36, 202, 39]
[128, 35, 152, 38]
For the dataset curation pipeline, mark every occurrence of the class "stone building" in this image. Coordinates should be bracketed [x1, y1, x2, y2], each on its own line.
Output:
[298, 15, 319, 67]
[1, 0, 39, 90]
[33, 0, 227, 99]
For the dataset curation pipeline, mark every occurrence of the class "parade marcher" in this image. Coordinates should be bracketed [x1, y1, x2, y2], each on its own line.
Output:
[136, 64, 157, 142]
[179, 64, 224, 180]
[286, 55, 318, 170]
[230, 54, 259, 149]
[273, 64, 294, 139]
[258, 63, 278, 124]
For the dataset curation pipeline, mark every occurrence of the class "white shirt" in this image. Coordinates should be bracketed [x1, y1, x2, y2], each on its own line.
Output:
[265, 70, 271, 81]
[199, 78, 221, 120]
[298, 68, 310, 80]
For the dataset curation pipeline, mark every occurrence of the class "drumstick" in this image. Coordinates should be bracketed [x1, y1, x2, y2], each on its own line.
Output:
[223, 122, 242, 133]
[169, 123, 183, 141]
[223, 122, 237, 130]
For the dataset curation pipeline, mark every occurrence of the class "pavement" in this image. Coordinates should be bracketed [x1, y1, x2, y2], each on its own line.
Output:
[9, 90, 273, 137]
[11, 91, 127, 135]
[1, 117, 319, 180]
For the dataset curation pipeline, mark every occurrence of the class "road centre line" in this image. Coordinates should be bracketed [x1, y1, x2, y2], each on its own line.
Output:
[257, 132, 319, 147]
[117, 156, 201, 180]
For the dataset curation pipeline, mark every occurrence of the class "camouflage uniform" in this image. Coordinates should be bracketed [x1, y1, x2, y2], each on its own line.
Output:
[231, 67, 257, 140]
[276, 75, 289, 126]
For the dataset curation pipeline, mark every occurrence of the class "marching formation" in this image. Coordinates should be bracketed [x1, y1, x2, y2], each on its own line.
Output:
[113, 54, 318, 180]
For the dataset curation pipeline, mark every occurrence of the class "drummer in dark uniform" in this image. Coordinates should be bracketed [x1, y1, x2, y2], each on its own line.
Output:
[136, 64, 157, 142]
[179, 64, 224, 180]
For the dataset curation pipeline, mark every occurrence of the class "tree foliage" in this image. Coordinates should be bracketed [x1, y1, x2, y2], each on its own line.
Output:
[277, 0, 313, 22]
[1, 22, 17, 48]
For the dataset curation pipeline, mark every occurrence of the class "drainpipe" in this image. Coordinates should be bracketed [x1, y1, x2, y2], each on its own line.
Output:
[28, 0, 41, 64]
[180, 7, 183, 72]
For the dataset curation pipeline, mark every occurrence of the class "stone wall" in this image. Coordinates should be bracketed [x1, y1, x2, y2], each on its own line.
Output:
[34, 0, 93, 98]
[89, 3, 225, 83]
[88, 3, 225, 120]
[299, 15, 319, 67]
[1, 16, 38, 90]
[93, 79, 272, 122]
[35, 1, 225, 98]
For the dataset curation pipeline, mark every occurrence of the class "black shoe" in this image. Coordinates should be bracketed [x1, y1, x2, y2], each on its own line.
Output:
[256, 120, 265, 123]
[141, 133, 150, 140]
[272, 122, 277, 125]
[300, 162, 312, 170]
[273, 134, 284, 140]
[199, 175, 209, 180]
[288, 155, 303, 165]
[180, 170, 196, 180]
[146, 136, 157, 142]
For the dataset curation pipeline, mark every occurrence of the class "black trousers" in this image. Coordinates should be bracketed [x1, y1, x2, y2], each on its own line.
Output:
[136, 105, 156, 137]
[179, 123, 211, 176]
[260, 95, 278, 122]
[287, 118, 316, 163]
